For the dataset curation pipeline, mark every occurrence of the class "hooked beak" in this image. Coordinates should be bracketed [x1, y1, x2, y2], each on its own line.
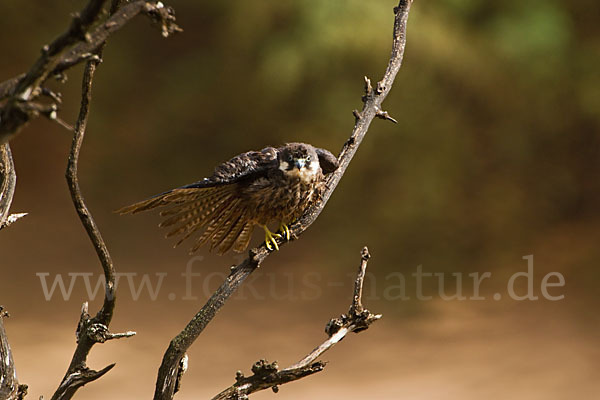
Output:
[294, 158, 306, 169]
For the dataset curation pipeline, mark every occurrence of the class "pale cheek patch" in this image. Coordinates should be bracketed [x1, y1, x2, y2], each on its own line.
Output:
[279, 161, 290, 172]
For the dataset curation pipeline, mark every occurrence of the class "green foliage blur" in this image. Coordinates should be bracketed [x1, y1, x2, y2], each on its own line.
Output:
[1, 0, 598, 284]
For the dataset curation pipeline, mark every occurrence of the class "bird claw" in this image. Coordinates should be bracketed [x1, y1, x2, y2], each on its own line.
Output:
[262, 225, 281, 251]
[278, 223, 291, 241]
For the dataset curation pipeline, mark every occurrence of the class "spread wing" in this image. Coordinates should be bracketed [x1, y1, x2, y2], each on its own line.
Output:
[116, 146, 279, 254]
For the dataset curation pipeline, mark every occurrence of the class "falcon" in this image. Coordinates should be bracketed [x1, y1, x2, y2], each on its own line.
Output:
[117, 143, 339, 254]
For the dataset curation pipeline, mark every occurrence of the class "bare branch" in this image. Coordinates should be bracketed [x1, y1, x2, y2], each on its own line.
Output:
[51, 364, 115, 400]
[212, 247, 380, 400]
[12, 0, 108, 100]
[154, 258, 259, 400]
[50, 57, 110, 400]
[0, 307, 28, 400]
[54, 0, 182, 75]
[0, 144, 27, 231]
[0, 0, 107, 143]
[212, 360, 325, 400]
[51, 33, 137, 400]
[0, 0, 181, 144]
[65, 58, 114, 326]
[292, 0, 413, 234]
[153, 1, 414, 399]
[351, 247, 370, 314]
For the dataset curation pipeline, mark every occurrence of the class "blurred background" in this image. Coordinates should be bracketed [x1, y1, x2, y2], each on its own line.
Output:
[1, 0, 599, 398]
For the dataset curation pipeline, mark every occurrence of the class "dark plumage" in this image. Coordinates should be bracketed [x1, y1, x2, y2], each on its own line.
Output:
[117, 143, 339, 254]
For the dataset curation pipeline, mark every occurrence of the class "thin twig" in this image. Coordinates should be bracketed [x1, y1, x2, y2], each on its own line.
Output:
[351, 247, 371, 315]
[153, 1, 414, 399]
[44, 1, 181, 397]
[212, 247, 381, 400]
[52, 32, 135, 400]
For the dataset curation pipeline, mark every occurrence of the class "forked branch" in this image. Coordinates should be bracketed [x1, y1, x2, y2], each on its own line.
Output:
[212, 247, 380, 400]
[153, 1, 414, 399]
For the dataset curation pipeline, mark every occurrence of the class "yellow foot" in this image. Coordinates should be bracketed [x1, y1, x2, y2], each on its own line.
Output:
[278, 223, 291, 241]
[261, 225, 281, 251]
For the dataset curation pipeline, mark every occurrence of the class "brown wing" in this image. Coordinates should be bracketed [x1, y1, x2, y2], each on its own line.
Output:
[116, 146, 278, 254]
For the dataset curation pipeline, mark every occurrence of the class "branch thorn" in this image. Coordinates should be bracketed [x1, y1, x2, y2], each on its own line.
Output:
[362, 76, 373, 103]
[364, 76, 373, 96]
[0, 213, 28, 230]
[375, 109, 398, 124]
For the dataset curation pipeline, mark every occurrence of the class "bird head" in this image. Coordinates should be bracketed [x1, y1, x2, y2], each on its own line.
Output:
[278, 143, 320, 183]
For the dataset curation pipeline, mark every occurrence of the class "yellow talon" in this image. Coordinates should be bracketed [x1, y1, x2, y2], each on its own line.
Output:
[278, 223, 290, 241]
[262, 225, 281, 251]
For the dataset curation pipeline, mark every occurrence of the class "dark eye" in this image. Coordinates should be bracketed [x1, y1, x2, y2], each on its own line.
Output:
[306, 155, 311, 163]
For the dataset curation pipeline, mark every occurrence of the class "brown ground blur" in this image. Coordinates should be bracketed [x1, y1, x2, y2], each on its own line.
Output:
[1, 1, 599, 399]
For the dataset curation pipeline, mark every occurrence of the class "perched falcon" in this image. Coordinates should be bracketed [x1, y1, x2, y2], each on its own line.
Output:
[117, 143, 339, 254]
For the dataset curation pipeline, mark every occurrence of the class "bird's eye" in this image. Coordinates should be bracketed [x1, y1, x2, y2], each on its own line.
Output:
[306, 155, 311, 163]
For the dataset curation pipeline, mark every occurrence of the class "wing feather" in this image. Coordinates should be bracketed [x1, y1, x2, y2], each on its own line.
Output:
[159, 187, 234, 228]
[190, 199, 240, 253]
[182, 146, 278, 188]
[209, 211, 242, 252]
[169, 191, 236, 245]
[116, 145, 284, 254]
[215, 213, 248, 254]
[233, 223, 254, 253]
